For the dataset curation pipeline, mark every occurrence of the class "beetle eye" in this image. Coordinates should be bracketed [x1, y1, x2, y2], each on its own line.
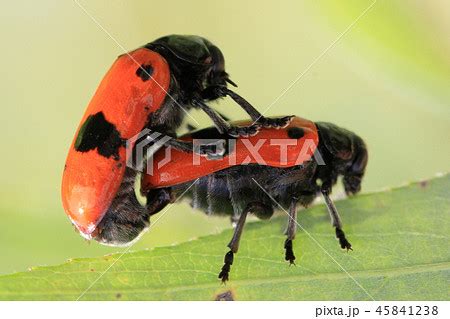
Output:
[204, 56, 212, 64]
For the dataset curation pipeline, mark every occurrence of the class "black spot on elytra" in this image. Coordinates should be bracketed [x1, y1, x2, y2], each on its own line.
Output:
[116, 293, 122, 299]
[136, 64, 153, 81]
[74, 112, 124, 159]
[288, 127, 304, 139]
[215, 290, 235, 301]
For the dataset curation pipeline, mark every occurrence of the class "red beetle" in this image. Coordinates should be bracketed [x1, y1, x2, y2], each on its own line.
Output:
[62, 35, 291, 239]
[92, 116, 368, 282]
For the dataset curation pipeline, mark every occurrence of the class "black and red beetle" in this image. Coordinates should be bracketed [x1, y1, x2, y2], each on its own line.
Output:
[92, 116, 368, 282]
[62, 34, 291, 237]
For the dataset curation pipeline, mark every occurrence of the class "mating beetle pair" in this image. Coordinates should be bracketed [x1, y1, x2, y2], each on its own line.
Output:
[62, 35, 368, 282]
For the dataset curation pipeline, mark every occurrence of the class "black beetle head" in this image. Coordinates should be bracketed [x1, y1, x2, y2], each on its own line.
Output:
[92, 197, 150, 247]
[148, 35, 234, 90]
[91, 173, 151, 246]
[151, 35, 212, 65]
[316, 122, 368, 195]
[205, 42, 235, 87]
[343, 135, 368, 195]
[91, 177, 171, 247]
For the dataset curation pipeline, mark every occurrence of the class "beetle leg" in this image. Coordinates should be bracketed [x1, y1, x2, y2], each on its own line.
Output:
[216, 110, 230, 122]
[218, 204, 251, 283]
[185, 123, 198, 132]
[284, 198, 298, 265]
[321, 190, 352, 251]
[230, 214, 239, 228]
[193, 99, 261, 137]
[201, 85, 294, 130]
[223, 88, 294, 129]
[192, 99, 230, 134]
[145, 188, 173, 216]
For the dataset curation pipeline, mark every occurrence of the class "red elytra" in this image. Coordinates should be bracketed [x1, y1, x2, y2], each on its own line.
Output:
[61, 48, 170, 236]
[141, 116, 319, 190]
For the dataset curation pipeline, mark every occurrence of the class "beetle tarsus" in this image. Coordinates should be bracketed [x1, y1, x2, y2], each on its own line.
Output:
[256, 115, 294, 129]
[218, 250, 234, 283]
[228, 124, 261, 138]
[284, 239, 296, 265]
[225, 89, 294, 130]
[336, 228, 352, 251]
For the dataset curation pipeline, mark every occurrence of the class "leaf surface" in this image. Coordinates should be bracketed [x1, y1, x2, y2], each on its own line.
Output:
[0, 175, 448, 300]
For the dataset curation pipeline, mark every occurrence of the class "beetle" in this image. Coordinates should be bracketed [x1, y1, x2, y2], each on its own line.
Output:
[91, 116, 368, 282]
[62, 34, 291, 238]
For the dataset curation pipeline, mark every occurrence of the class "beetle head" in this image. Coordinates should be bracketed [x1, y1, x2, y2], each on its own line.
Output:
[316, 122, 368, 195]
[92, 193, 151, 247]
[91, 183, 171, 246]
[343, 135, 368, 195]
[148, 35, 234, 92]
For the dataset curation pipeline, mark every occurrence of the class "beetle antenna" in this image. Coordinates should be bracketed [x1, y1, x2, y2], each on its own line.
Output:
[226, 78, 238, 87]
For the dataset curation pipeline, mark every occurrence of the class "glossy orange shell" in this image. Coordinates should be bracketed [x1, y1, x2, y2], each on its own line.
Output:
[62, 48, 170, 236]
[142, 117, 319, 190]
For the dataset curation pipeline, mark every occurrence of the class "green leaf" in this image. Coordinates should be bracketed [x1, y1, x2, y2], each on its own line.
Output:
[0, 175, 448, 300]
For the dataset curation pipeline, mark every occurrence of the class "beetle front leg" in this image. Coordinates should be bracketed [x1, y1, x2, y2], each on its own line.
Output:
[225, 89, 294, 129]
[202, 86, 294, 129]
[192, 99, 260, 137]
[284, 198, 298, 265]
[321, 190, 352, 251]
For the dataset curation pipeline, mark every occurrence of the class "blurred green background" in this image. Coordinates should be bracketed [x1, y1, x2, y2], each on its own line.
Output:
[0, 0, 449, 275]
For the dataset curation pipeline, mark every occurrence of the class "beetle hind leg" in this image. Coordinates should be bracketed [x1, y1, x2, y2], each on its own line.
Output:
[219, 202, 270, 282]
[321, 190, 352, 251]
[218, 205, 248, 283]
[218, 251, 234, 283]
[284, 239, 295, 265]
[335, 227, 352, 251]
